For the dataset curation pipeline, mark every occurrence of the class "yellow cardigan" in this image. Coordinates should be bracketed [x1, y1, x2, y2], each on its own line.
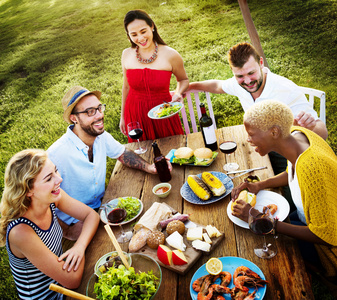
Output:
[292, 126, 337, 276]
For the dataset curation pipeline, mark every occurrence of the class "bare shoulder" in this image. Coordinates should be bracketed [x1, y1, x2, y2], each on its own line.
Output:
[122, 47, 135, 60]
[8, 223, 36, 256]
[160, 45, 181, 58]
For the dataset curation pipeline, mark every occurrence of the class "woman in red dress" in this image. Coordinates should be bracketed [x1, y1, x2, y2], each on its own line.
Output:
[120, 10, 189, 142]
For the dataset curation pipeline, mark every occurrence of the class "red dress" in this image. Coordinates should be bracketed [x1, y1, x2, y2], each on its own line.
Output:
[124, 68, 184, 142]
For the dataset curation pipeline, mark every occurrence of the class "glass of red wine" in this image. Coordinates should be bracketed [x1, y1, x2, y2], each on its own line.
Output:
[127, 122, 147, 154]
[248, 205, 277, 259]
[103, 204, 133, 243]
[219, 136, 239, 172]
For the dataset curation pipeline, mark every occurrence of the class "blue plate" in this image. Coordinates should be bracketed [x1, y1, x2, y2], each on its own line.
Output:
[147, 102, 183, 120]
[166, 149, 218, 167]
[190, 256, 267, 300]
[180, 171, 233, 205]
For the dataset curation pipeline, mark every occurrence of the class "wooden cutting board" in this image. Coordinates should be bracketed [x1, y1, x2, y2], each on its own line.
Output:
[134, 220, 224, 275]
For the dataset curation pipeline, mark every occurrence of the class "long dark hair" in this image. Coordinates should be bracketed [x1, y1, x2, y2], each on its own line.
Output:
[124, 10, 166, 48]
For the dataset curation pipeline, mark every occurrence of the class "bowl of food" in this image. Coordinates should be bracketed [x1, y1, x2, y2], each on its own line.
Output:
[87, 253, 162, 299]
[94, 251, 132, 277]
[152, 183, 172, 198]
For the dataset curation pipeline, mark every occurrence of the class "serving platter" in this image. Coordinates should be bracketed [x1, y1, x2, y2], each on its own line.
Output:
[180, 171, 233, 205]
[190, 256, 267, 300]
[165, 149, 218, 167]
[133, 205, 224, 275]
[100, 197, 143, 226]
[227, 190, 290, 229]
[147, 102, 183, 120]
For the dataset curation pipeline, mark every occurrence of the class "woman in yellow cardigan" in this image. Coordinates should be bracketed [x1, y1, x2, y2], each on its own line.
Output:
[231, 99, 337, 278]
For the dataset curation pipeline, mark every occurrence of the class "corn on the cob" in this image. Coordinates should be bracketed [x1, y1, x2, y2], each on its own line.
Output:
[187, 175, 211, 200]
[201, 172, 226, 196]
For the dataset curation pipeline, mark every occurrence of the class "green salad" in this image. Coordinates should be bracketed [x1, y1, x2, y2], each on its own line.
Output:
[155, 104, 180, 118]
[117, 197, 141, 221]
[94, 265, 159, 300]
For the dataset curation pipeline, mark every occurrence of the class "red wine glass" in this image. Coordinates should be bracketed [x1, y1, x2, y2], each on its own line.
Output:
[127, 122, 147, 154]
[103, 204, 133, 243]
[248, 205, 277, 259]
[219, 136, 239, 172]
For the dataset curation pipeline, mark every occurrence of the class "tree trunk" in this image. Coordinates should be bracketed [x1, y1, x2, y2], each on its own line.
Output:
[237, 0, 269, 68]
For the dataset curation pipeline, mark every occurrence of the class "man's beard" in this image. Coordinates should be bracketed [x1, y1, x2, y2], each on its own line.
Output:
[241, 70, 264, 94]
[78, 117, 105, 137]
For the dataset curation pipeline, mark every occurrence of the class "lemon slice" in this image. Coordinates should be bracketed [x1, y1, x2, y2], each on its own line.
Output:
[205, 257, 222, 275]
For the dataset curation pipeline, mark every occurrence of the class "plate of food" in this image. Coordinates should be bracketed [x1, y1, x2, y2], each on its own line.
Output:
[166, 147, 218, 166]
[100, 196, 143, 226]
[180, 171, 233, 205]
[148, 102, 183, 119]
[190, 256, 267, 300]
[94, 251, 132, 277]
[227, 190, 290, 229]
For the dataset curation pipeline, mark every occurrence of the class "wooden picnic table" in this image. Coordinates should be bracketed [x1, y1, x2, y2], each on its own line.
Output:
[65, 125, 314, 300]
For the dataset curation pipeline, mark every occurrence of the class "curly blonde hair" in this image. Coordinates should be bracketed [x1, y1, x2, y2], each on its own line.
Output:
[243, 100, 294, 138]
[0, 149, 48, 247]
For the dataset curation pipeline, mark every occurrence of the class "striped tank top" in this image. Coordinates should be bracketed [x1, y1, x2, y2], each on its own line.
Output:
[6, 203, 64, 300]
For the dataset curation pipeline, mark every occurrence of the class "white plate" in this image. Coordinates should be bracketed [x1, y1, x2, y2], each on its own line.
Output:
[227, 190, 290, 229]
[147, 102, 183, 120]
[94, 251, 132, 277]
[190, 256, 267, 300]
[100, 197, 143, 226]
[180, 171, 233, 205]
[166, 149, 218, 167]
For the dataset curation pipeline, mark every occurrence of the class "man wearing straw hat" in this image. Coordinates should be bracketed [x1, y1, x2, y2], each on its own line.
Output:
[48, 86, 161, 240]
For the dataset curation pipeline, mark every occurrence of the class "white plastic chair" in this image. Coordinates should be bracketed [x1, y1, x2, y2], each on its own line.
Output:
[179, 89, 217, 135]
[298, 86, 326, 124]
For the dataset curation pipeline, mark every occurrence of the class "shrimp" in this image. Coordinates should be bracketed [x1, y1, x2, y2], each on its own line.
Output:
[192, 275, 209, 292]
[263, 204, 278, 215]
[231, 287, 249, 300]
[233, 266, 261, 281]
[197, 275, 214, 300]
[210, 284, 231, 294]
[234, 274, 267, 290]
[244, 291, 256, 300]
[218, 271, 232, 287]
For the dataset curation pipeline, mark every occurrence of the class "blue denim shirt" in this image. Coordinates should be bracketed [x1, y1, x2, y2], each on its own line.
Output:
[47, 126, 125, 224]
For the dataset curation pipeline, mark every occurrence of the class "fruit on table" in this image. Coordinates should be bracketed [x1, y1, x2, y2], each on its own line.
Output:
[172, 250, 188, 265]
[187, 175, 212, 200]
[205, 257, 223, 275]
[157, 245, 172, 265]
[201, 172, 226, 196]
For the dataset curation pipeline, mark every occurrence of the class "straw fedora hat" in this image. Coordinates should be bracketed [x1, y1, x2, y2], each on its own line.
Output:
[62, 86, 101, 123]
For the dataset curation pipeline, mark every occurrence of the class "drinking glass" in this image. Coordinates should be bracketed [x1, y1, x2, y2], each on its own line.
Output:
[103, 204, 133, 243]
[219, 136, 239, 172]
[248, 205, 277, 259]
[127, 122, 147, 154]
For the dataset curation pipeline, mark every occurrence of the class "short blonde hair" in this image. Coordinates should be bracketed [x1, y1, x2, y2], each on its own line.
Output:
[244, 100, 294, 138]
[0, 149, 48, 247]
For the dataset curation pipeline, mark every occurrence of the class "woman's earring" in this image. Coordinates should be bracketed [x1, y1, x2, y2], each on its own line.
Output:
[153, 29, 155, 32]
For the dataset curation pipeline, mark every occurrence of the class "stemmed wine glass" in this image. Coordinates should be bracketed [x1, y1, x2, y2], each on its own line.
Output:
[127, 121, 147, 154]
[103, 204, 133, 243]
[219, 136, 239, 172]
[248, 205, 277, 259]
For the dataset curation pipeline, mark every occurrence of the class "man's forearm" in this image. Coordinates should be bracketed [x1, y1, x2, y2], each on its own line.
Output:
[118, 149, 155, 173]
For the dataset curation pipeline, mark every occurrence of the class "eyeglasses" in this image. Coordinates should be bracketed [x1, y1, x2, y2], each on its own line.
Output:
[73, 104, 106, 117]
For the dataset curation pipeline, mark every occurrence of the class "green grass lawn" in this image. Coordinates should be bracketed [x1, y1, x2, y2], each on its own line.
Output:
[1, 0, 336, 298]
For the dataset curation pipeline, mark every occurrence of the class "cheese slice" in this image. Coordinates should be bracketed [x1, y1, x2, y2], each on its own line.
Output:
[186, 227, 203, 241]
[166, 231, 186, 251]
[202, 232, 212, 244]
[192, 240, 211, 252]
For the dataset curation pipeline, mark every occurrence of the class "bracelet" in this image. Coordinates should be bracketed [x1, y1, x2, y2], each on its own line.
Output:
[272, 217, 279, 235]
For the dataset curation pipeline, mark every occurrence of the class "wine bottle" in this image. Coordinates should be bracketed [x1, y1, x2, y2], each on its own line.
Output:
[199, 103, 218, 151]
[152, 141, 171, 182]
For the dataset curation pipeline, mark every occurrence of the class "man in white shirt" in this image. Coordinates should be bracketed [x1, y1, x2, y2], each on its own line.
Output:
[189, 42, 328, 140]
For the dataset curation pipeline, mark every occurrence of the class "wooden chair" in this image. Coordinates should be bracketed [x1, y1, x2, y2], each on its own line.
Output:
[299, 86, 326, 124]
[179, 89, 217, 135]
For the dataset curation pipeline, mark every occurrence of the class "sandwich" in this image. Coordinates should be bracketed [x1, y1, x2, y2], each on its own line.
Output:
[231, 190, 256, 211]
[173, 147, 195, 165]
[194, 148, 217, 166]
